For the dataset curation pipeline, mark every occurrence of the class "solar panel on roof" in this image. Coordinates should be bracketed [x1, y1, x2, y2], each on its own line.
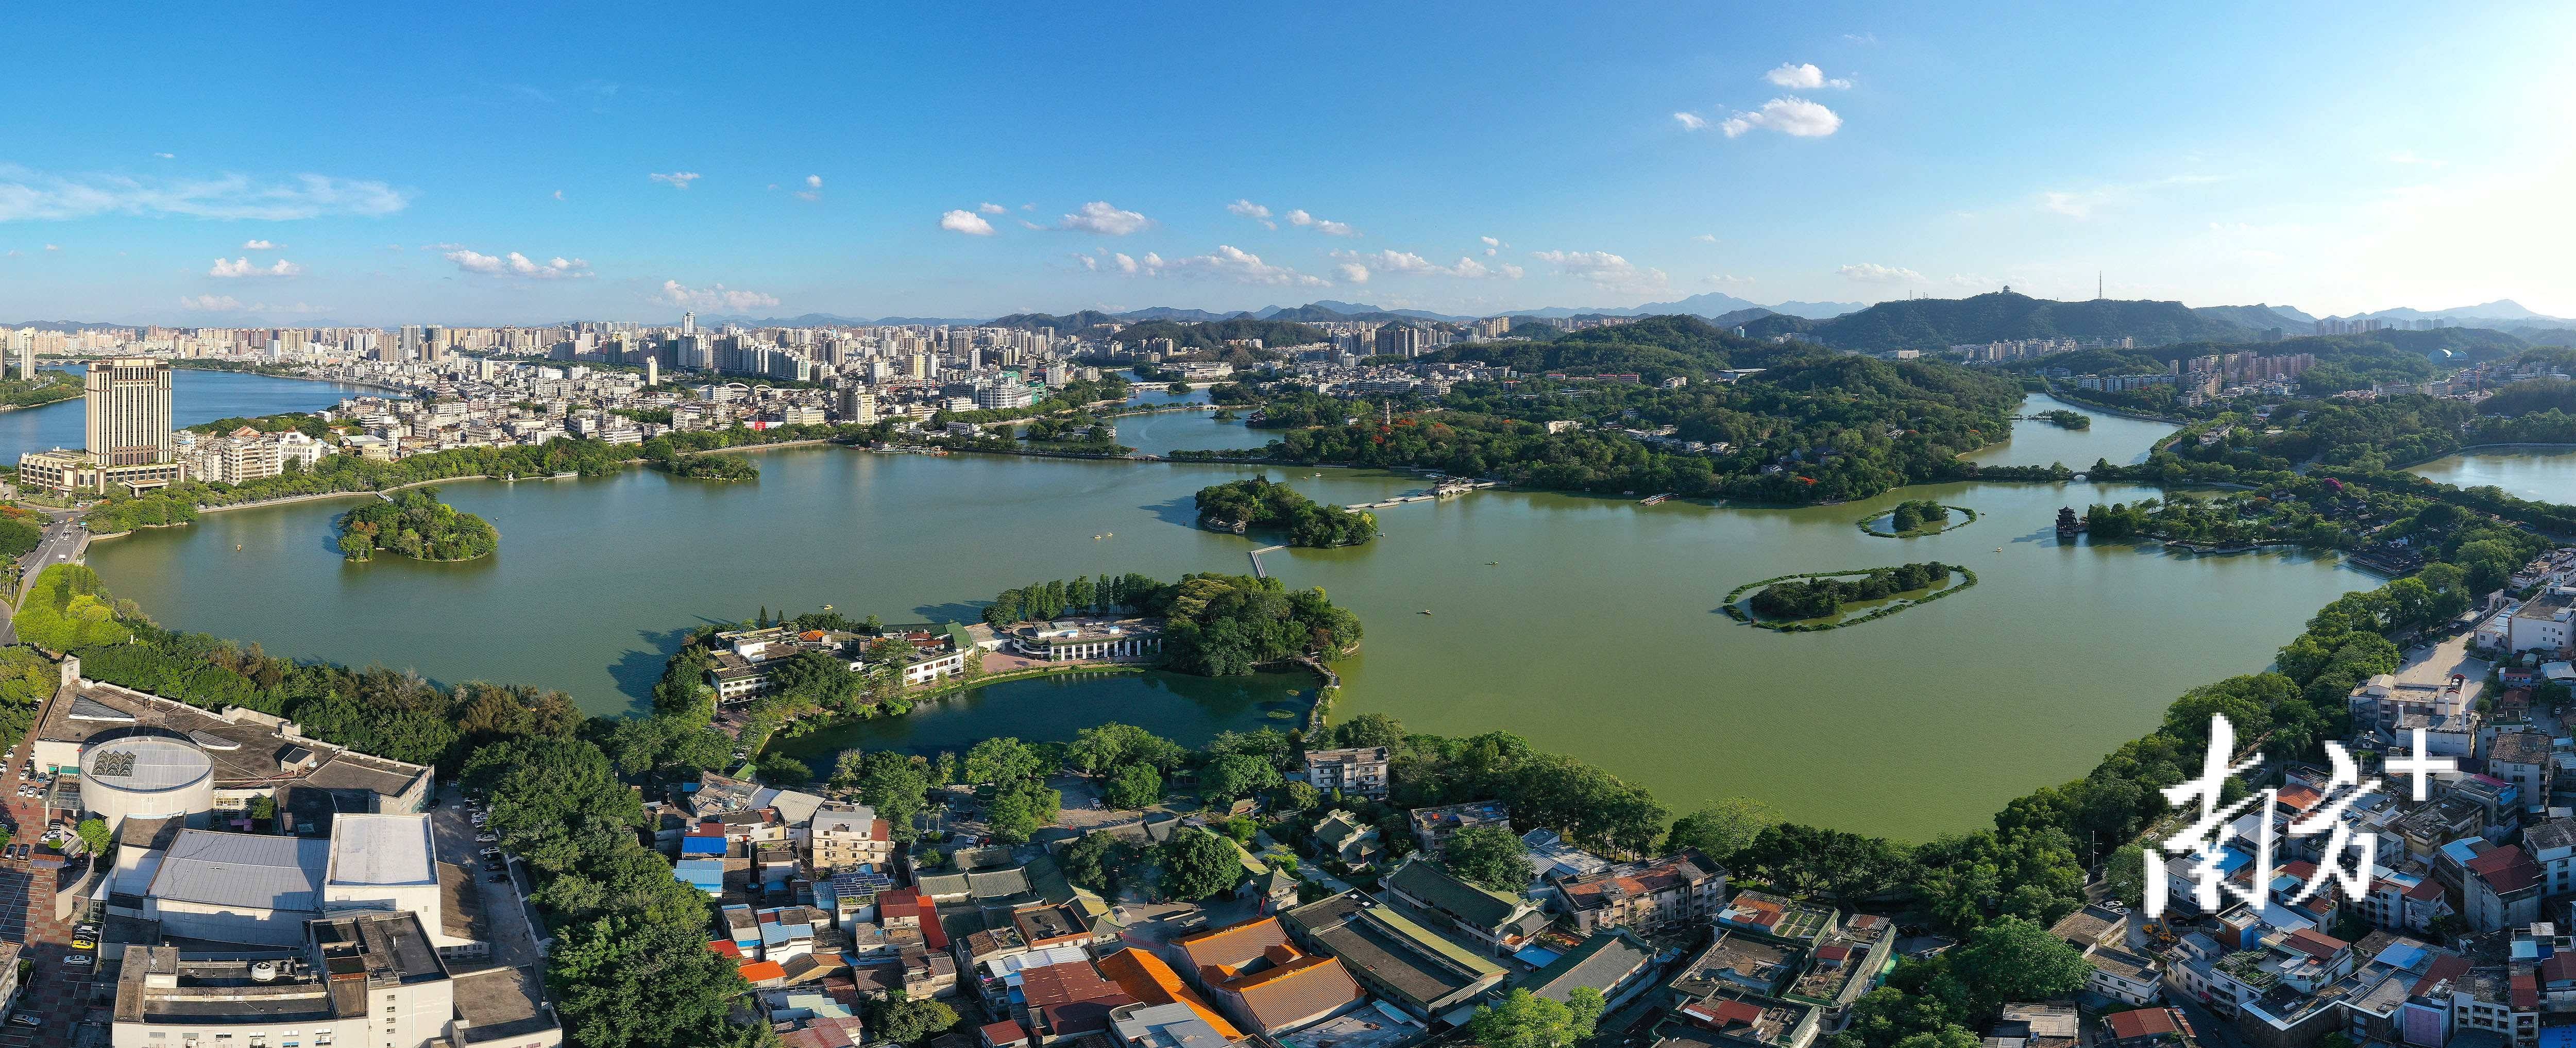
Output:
[67, 696, 137, 722]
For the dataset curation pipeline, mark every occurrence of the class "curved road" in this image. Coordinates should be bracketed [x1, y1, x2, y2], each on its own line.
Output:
[1, 509, 88, 648]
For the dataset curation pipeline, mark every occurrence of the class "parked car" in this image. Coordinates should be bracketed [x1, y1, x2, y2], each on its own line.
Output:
[8, 1012, 40, 1028]
[63, 955, 91, 967]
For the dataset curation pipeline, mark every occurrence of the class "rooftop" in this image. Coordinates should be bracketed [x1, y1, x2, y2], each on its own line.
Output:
[148, 829, 332, 913]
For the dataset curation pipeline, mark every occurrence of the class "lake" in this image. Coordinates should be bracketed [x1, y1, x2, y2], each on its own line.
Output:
[84, 401, 2374, 839]
[1958, 394, 2177, 468]
[2407, 447, 2576, 504]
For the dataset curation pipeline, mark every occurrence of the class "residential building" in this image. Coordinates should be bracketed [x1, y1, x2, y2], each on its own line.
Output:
[2488, 731, 2554, 814]
[2102, 1008, 2196, 1048]
[1311, 810, 1381, 870]
[1165, 917, 1362, 1036]
[1410, 801, 1512, 854]
[1303, 747, 1390, 799]
[811, 806, 895, 873]
[2466, 847, 2545, 933]
[1553, 850, 1728, 934]
[87, 356, 176, 466]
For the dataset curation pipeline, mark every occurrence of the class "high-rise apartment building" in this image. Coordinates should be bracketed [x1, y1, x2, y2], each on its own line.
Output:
[86, 358, 175, 466]
[422, 325, 448, 363]
[682, 311, 697, 336]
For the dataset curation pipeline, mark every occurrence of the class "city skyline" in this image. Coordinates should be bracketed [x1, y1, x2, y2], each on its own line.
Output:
[4, 2, 2573, 324]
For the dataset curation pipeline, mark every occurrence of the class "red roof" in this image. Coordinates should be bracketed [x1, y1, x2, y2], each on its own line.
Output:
[2284, 928, 2349, 959]
[979, 1020, 1031, 1047]
[2413, 954, 2473, 996]
[2540, 953, 2576, 984]
[1683, 1000, 1767, 1031]
[739, 960, 788, 983]
[708, 939, 743, 958]
[2403, 878, 2445, 901]
[2105, 1009, 2181, 1041]
[2467, 846, 2541, 894]
[2515, 971, 2540, 1009]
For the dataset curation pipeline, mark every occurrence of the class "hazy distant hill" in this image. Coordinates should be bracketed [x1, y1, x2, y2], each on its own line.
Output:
[2191, 304, 2310, 331]
[1098, 318, 1330, 351]
[1765, 300, 1867, 319]
[986, 310, 1128, 334]
[1743, 292, 2261, 351]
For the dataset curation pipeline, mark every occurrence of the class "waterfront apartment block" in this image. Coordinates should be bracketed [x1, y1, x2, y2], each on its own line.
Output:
[87, 357, 176, 466]
[1302, 747, 1391, 799]
[1552, 849, 1729, 935]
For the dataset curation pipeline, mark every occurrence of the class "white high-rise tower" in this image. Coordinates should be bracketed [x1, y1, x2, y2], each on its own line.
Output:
[682, 311, 696, 336]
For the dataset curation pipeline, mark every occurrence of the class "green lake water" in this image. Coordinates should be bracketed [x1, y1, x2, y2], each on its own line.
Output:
[2407, 447, 2576, 503]
[83, 394, 2377, 839]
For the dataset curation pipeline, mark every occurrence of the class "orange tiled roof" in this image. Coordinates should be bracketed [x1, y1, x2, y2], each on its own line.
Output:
[1096, 948, 1246, 1040]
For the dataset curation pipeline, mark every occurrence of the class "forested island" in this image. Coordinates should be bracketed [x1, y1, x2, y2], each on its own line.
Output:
[1863, 499, 1963, 537]
[0, 368, 81, 410]
[1747, 562, 1959, 619]
[1193, 476, 1379, 547]
[980, 571, 1363, 675]
[2033, 409, 2090, 429]
[1177, 316, 2038, 504]
[335, 487, 499, 561]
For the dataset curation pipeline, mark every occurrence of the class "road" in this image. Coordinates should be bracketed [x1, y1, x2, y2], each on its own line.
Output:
[0, 510, 86, 648]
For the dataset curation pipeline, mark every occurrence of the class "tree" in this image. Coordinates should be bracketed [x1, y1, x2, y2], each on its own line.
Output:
[1200, 753, 1281, 803]
[1070, 723, 1187, 775]
[757, 752, 814, 786]
[1279, 780, 1321, 813]
[1158, 827, 1245, 901]
[1948, 917, 2092, 1012]
[1664, 797, 1781, 864]
[1060, 833, 1136, 894]
[2102, 843, 2147, 908]
[985, 779, 1062, 843]
[76, 817, 111, 855]
[1331, 712, 1406, 750]
[548, 915, 747, 1048]
[1462, 988, 1606, 1048]
[1443, 826, 1532, 891]
[1735, 823, 1917, 905]
[872, 995, 960, 1044]
[965, 736, 1046, 784]
[839, 751, 933, 842]
[1103, 762, 1163, 809]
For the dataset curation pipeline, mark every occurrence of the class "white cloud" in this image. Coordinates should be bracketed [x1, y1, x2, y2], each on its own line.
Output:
[1338, 263, 1370, 283]
[1704, 274, 1755, 286]
[658, 280, 779, 311]
[445, 249, 591, 279]
[647, 171, 701, 189]
[154, 152, 175, 159]
[0, 165, 408, 221]
[1718, 97, 1842, 138]
[43, 244, 58, 251]
[242, 239, 279, 250]
[1764, 63, 1852, 90]
[1057, 200, 1151, 235]
[178, 294, 242, 311]
[1692, 233, 1718, 243]
[2040, 192, 2090, 218]
[1330, 249, 1520, 280]
[552, 190, 565, 200]
[1283, 209, 1360, 236]
[977, 202, 1007, 214]
[208, 257, 303, 278]
[1109, 245, 1327, 286]
[1532, 250, 1668, 291]
[940, 209, 996, 235]
[1480, 236, 1501, 247]
[1836, 262, 1923, 283]
[796, 175, 823, 201]
[1227, 199, 1272, 219]
[1842, 32, 1878, 44]
[1673, 112, 1709, 131]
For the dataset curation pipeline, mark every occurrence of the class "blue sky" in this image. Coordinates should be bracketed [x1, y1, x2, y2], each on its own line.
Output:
[4, 1, 2572, 325]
